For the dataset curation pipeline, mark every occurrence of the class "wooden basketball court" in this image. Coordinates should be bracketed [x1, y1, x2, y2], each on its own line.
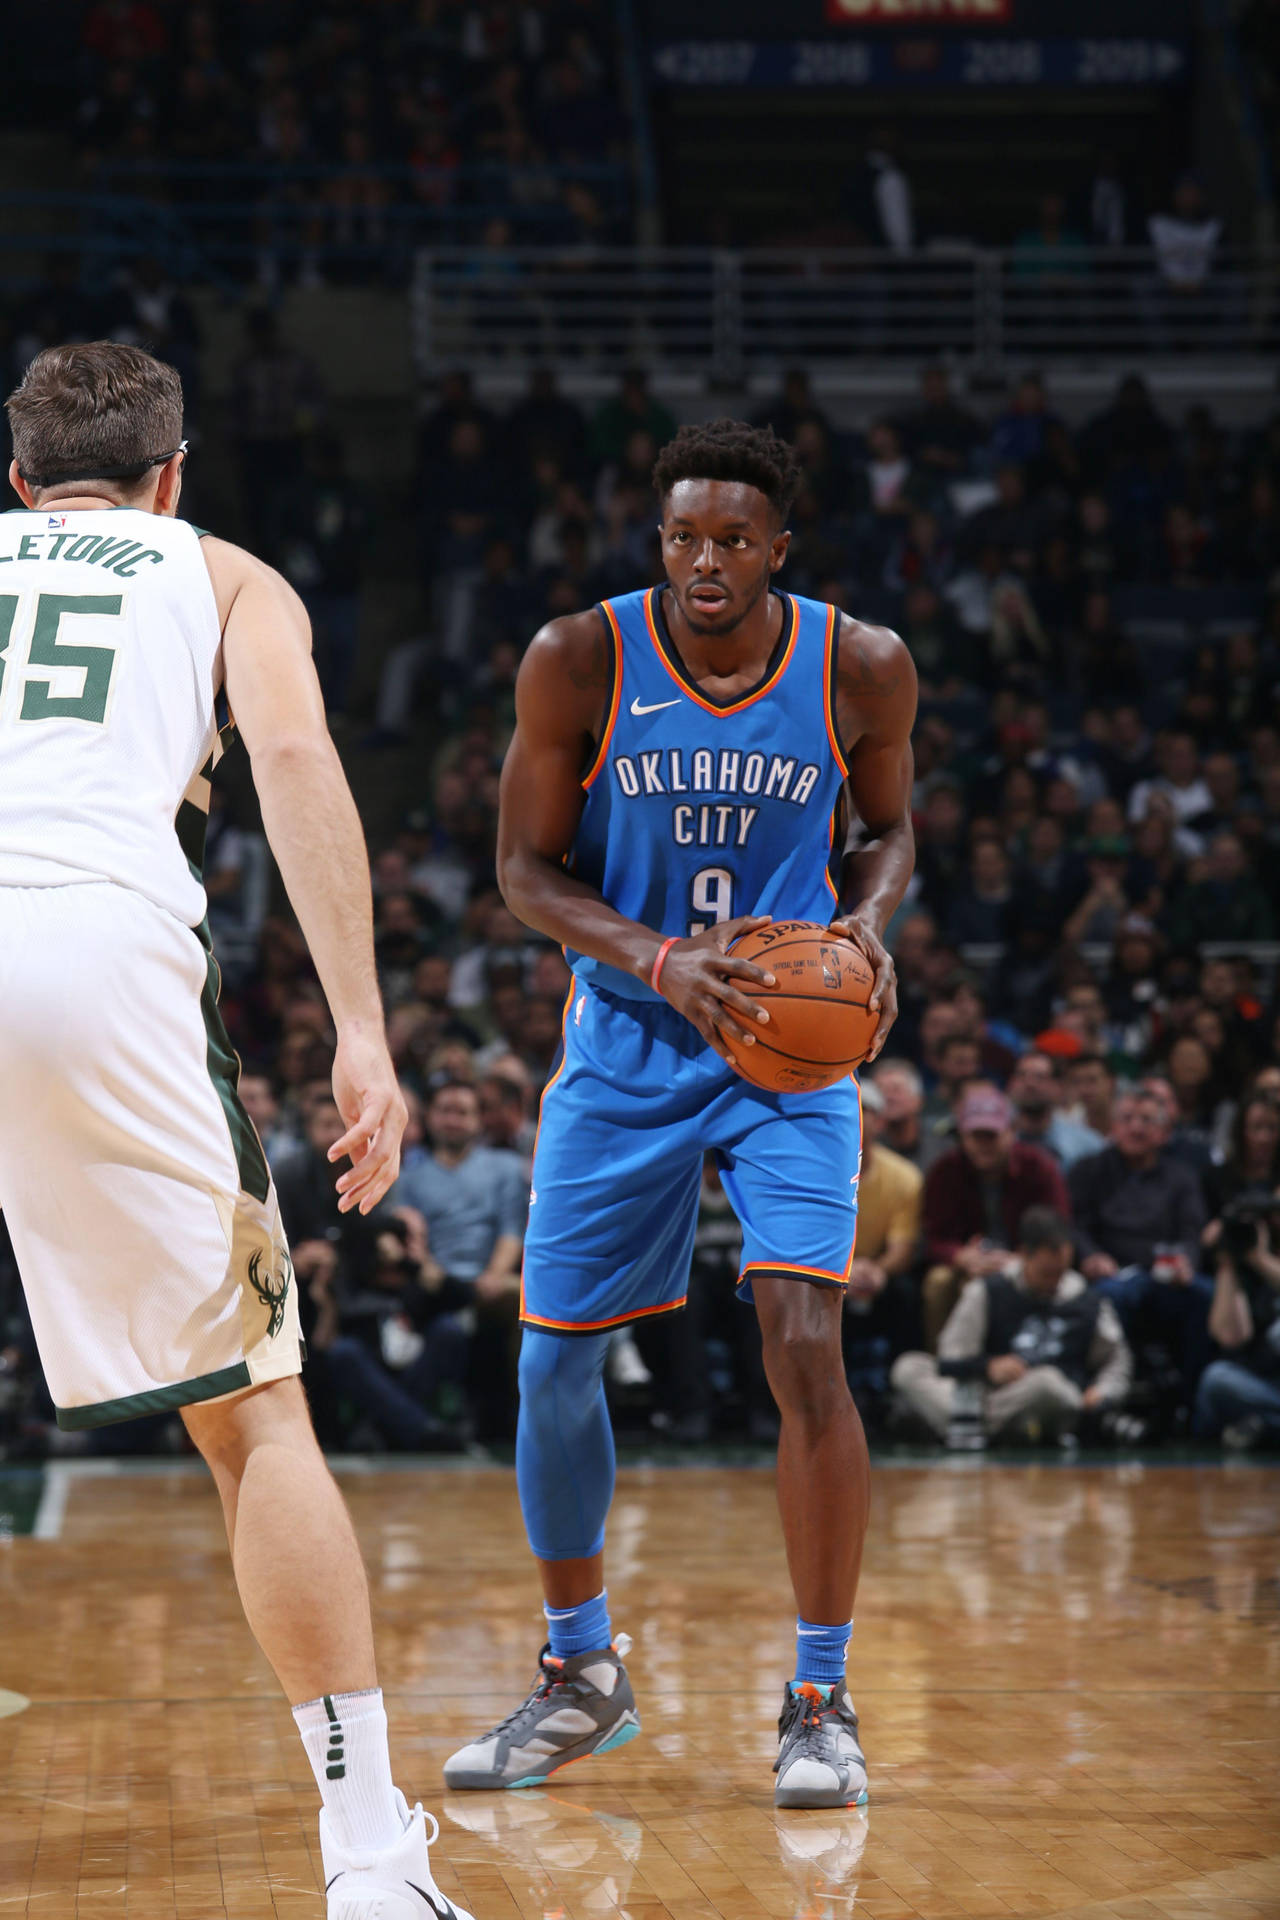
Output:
[2, 1458, 1278, 1918]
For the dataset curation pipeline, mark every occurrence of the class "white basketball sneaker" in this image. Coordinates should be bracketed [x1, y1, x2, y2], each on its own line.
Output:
[321, 1789, 476, 1919]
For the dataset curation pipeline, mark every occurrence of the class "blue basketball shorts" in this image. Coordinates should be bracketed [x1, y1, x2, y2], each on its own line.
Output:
[520, 980, 863, 1334]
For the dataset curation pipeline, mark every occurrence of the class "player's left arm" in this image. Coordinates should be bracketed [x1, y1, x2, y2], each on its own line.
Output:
[829, 617, 918, 1063]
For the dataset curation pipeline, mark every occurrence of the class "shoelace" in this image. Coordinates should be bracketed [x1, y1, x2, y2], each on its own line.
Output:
[486, 1657, 569, 1736]
[410, 1804, 440, 1848]
[488, 1635, 633, 1737]
[790, 1684, 840, 1736]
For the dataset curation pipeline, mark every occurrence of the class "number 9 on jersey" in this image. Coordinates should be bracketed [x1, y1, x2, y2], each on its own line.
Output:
[689, 865, 734, 935]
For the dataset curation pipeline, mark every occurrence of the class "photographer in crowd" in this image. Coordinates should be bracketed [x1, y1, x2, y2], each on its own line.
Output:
[1196, 1187, 1280, 1449]
[1195, 1092, 1280, 1448]
[274, 1092, 470, 1448]
[309, 1208, 474, 1452]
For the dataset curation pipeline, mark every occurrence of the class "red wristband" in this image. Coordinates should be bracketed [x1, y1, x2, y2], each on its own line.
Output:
[650, 936, 679, 994]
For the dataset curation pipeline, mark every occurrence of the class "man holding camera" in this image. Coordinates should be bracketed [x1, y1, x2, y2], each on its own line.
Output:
[1196, 1191, 1280, 1449]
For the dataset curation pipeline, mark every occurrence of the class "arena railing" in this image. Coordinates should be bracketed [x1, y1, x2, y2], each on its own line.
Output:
[1, 198, 1277, 371]
[412, 245, 1280, 374]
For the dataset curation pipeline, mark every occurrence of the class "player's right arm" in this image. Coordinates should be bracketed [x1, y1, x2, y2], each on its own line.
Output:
[203, 535, 405, 1214]
[496, 613, 774, 1064]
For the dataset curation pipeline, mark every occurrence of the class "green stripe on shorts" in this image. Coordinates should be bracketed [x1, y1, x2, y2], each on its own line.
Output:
[195, 915, 271, 1205]
[56, 1361, 253, 1430]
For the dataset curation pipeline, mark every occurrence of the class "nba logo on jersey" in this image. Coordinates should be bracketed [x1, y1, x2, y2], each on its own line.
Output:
[46, 514, 67, 529]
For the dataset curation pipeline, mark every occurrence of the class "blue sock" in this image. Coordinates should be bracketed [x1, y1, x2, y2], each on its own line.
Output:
[545, 1589, 612, 1660]
[794, 1617, 851, 1689]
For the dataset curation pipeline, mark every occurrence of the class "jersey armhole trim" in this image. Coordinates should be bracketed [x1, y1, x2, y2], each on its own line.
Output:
[823, 603, 851, 778]
[581, 601, 621, 791]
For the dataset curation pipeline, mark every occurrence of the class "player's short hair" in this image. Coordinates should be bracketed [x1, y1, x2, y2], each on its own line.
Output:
[6, 340, 183, 494]
[652, 418, 803, 525]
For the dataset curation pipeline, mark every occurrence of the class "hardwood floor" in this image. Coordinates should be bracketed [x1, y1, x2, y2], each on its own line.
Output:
[2, 1459, 1278, 1917]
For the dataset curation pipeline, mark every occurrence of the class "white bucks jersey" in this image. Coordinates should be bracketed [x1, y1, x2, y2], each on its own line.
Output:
[0, 507, 223, 927]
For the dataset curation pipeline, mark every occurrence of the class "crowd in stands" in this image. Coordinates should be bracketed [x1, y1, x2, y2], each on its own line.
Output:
[66, 0, 631, 279]
[2, 347, 1280, 1463]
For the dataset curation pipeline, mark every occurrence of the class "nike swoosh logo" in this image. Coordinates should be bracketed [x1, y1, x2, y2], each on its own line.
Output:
[406, 1884, 456, 1919]
[630, 696, 681, 716]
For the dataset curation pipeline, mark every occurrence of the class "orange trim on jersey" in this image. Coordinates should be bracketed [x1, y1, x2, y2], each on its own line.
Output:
[518, 985, 575, 1325]
[581, 601, 622, 791]
[740, 1258, 852, 1288]
[824, 803, 841, 905]
[822, 601, 850, 778]
[642, 587, 798, 718]
[521, 1294, 689, 1334]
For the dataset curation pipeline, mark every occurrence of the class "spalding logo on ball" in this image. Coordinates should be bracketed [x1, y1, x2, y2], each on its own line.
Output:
[723, 920, 878, 1093]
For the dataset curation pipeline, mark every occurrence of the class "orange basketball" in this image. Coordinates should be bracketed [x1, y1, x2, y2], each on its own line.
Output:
[722, 920, 877, 1093]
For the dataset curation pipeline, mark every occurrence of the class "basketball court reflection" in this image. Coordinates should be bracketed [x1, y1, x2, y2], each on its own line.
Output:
[776, 1807, 869, 1917]
[445, 1792, 644, 1917]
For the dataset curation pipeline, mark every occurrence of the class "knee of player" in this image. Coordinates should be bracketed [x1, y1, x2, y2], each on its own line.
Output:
[182, 1375, 312, 1474]
[517, 1326, 610, 1408]
[763, 1321, 848, 1419]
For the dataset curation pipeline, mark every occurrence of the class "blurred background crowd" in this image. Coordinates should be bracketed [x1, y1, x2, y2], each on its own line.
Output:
[61, 0, 633, 279]
[1, 0, 1279, 1462]
[1, 347, 1277, 1464]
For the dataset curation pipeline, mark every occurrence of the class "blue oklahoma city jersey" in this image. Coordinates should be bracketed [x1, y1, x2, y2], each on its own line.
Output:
[522, 583, 864, 1333]
[565, 585, 848, 997]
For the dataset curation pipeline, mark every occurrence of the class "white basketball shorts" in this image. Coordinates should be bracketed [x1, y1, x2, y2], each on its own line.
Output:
[0, 882, 302, 1429]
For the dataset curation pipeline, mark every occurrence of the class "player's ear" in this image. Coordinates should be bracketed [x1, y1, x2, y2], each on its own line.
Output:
[155, 451, 183, 518]
[769, 528, 791, 572]
[9, 460, 35, 509]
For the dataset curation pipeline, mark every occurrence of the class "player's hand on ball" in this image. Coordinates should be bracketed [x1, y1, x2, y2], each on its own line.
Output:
[653, 914, 776, 1070]
[828, 912, 897, 1062]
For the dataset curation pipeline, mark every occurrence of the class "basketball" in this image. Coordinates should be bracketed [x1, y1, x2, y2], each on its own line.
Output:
[722, 920, 877, 1093]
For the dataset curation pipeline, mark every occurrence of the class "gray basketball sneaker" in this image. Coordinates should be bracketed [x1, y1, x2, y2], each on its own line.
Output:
[443, 1637, 640, 1791]
[774, 1681, 869, 1809]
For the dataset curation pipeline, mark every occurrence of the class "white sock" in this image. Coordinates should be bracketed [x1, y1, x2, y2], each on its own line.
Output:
[292, 1687, 403, 1851]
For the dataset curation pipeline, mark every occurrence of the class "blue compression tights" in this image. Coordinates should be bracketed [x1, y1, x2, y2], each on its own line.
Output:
[516, 1328, 616, 1563]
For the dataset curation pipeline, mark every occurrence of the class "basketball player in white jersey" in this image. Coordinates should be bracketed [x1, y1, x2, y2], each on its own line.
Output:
[0, 343, 475, 1920]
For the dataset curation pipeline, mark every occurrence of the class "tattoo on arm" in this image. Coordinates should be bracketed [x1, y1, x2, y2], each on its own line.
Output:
[841, 641, 901, 701]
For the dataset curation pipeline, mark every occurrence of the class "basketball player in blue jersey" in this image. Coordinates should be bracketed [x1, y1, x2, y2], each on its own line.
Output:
[444, 421, 917, 1808]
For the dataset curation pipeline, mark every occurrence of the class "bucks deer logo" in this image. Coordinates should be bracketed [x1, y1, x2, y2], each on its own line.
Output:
[248, 1244, 293, 1339]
